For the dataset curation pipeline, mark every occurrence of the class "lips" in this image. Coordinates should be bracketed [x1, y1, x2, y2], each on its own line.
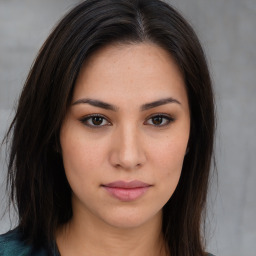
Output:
[102, 180, 151, 201]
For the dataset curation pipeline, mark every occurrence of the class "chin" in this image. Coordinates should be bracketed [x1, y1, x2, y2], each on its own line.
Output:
[100, 208, 162, 230]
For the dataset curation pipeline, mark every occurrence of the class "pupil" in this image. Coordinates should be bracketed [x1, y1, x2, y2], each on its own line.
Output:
[152, 116, 162, 125]
[92, 117, 103, 125]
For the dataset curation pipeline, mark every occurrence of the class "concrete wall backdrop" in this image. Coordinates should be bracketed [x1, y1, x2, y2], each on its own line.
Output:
[0, 1, 255, 256]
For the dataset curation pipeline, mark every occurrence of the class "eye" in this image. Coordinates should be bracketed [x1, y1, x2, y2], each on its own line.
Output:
[80, 114, 111, 128]
[145, 114, 174, 127]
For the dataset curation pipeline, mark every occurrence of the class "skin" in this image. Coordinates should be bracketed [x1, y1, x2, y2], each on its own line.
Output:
[57, 42, 190, 256]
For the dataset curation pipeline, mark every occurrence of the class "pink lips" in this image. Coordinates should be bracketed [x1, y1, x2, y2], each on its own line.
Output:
[102, 180, 151, 201]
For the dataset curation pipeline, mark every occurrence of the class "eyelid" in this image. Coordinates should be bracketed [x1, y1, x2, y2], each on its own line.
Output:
[144, 113, 175, 127]
[79, 114, 112, 128]
[79, 113, 174, 128]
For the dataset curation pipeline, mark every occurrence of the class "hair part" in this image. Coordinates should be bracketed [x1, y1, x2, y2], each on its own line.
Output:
[5, 0, 215, 255]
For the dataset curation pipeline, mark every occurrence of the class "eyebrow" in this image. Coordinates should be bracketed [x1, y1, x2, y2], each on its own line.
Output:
[140, 97, 181, 111]
[72, 97, 181, 111]
[72, 98, 118, 111]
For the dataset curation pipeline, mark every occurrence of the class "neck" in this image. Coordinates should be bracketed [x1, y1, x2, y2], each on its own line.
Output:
[56, 209, 168, 256]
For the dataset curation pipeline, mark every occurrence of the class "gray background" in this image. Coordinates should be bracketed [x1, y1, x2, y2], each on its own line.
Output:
[0, 0, 255, 256]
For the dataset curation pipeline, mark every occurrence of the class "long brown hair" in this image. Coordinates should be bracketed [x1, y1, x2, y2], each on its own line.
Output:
[4, 0, 215, 255]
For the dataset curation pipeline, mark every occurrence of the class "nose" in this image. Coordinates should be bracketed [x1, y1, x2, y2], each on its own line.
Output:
[109, 125, 146, 170]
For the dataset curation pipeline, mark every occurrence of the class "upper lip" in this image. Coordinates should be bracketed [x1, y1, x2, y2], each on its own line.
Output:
[102, 180, 151, 188]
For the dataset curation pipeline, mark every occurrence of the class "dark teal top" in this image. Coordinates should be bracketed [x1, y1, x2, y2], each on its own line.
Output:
[0, 229, 59, 256]
[0, 229, 215, 256]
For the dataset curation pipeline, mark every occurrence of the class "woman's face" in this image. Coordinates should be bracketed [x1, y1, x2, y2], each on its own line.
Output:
[60, 43, 190, 229]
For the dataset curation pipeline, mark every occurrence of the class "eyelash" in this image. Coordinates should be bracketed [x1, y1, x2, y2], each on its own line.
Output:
[144, 113, 175, 127]
[80, 114, 111, 128]
[80, 113, 174, 128]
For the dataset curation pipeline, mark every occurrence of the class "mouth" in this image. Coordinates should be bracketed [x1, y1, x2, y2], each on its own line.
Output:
[101, 180, 152, 202]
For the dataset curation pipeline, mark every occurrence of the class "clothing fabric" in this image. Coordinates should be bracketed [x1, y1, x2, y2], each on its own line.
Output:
[0, 229, 215, 256]
[0, 229, 59, 256]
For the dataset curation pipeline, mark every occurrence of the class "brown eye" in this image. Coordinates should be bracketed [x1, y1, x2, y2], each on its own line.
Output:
[91, 116, 104, 125]
[152, 116, 163, 125]
[145, 114, 174, 127]
[80, 115, 111, 127]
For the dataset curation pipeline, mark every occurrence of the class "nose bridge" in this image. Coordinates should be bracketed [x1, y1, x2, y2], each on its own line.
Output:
[110, 123, 145, 169]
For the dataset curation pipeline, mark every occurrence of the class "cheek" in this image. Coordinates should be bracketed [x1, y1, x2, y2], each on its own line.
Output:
[151, 136, 187, 192]
[61, 120, 108, 168]
[154, 136, 187, 169]
[60, 124, 106, 189]
[60, 139, 105, 205]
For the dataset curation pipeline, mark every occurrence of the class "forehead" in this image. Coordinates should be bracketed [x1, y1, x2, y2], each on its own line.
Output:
[73, 42, 187, 105]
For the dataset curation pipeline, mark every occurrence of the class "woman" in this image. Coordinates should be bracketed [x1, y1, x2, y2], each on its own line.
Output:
[0, 0, 215, 255]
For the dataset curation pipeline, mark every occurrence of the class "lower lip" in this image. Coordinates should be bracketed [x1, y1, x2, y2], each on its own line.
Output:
[102, 186, 150, 201]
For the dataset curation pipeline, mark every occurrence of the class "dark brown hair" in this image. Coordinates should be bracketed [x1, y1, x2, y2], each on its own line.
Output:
[4, 0, 215, 255]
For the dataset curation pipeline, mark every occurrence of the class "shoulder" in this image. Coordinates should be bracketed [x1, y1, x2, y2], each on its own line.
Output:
[0, 228, 31, 256]
[0, 229, 48, 256]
